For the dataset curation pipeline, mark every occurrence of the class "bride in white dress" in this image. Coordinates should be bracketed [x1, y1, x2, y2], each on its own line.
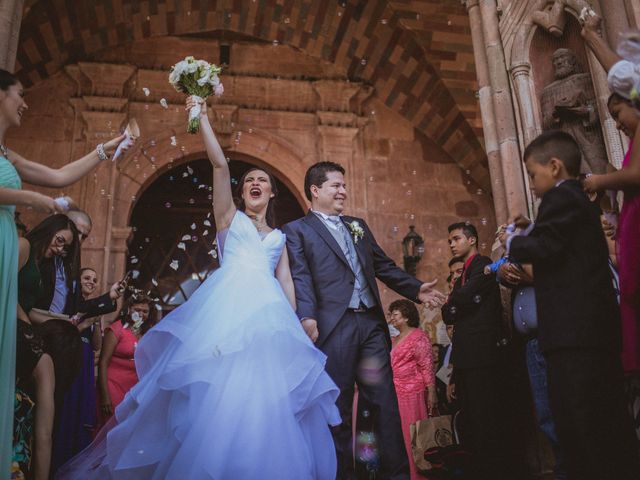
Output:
[56, 97, 340, 479]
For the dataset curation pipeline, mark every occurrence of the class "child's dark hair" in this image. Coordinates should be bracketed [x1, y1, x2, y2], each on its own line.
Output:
[523, 130, 582, 177]
[607, 92, 632, 109]
[447, 222, 478, 243]
[304, 161, 345, 201]
[0, 69, 19, 91]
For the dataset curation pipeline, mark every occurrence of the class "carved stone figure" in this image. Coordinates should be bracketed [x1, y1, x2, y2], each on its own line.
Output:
[540, 48, 609, 174]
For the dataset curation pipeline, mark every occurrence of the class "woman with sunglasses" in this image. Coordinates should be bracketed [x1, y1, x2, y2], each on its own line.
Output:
[14, 215, 80, 479]
[0, 69, 131, 477]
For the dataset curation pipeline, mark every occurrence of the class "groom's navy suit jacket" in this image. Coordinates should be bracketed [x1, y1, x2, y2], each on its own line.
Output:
[283, 211, 422, 346]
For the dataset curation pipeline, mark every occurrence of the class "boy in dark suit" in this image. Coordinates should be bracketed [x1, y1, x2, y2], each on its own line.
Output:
[441, 222, 509, 479]
[507, 130, 639, 479]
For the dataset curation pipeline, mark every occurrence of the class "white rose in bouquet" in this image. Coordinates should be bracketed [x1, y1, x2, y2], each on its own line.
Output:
[169, 56, 224, 133]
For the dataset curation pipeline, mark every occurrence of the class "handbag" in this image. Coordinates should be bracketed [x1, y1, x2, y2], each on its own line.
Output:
[410, 412, 470, 477]
[410, 415, 455, 471]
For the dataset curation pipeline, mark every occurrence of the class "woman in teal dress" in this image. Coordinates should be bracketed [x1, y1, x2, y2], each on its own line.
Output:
[0, 68, 131, 479]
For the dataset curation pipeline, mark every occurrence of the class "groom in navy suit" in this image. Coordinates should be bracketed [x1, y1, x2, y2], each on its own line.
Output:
[284, 162, 445, 480]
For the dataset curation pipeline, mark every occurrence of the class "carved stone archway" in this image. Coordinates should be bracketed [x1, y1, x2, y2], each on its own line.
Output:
[107, 125, 312, 286]
[510, 0, 627, 166]
[15, 0, 491, 194]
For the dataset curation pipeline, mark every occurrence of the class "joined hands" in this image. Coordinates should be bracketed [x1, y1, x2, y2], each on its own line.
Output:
[418, 279, 446, 309]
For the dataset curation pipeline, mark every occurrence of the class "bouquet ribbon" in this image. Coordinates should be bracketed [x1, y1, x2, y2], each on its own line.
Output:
[188, 95, 204, 133]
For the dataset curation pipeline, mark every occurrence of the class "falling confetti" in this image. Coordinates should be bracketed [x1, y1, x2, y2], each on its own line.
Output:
[160, 98, 168, 109]
[142, 87, 150, 96]
[169, 260, 179, 270]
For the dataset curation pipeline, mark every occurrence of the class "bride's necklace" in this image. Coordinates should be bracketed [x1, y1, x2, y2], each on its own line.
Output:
[0, 144, 8, 158]
[248, 214, 268, 232]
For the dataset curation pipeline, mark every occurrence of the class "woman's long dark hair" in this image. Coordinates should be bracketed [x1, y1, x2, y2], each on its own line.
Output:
[0, 69, 18, 91]
[235, 167, 279, 228]
[25, 214, 80, 290]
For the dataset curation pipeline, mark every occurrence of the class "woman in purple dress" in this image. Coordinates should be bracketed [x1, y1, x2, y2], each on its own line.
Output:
[51, 267, 112, 474]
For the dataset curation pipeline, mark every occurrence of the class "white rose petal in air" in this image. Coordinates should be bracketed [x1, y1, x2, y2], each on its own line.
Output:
[160, 98, 168, 109]
[142, 87, 150, 96]
[169, 260, 179, 270]
[177, 242, 186, 251]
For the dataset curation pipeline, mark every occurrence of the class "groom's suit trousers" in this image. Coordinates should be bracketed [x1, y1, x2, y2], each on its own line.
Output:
[321, 309, 409, 480]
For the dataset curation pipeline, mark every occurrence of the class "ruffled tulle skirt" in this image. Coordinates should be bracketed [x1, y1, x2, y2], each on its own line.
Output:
[56, 263, 340, 479]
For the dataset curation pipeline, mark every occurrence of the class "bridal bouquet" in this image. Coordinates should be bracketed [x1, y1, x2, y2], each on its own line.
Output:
[169, 56, 224, 134]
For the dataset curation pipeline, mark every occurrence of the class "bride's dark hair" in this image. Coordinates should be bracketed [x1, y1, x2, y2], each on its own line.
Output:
[235, 167, 279, 228]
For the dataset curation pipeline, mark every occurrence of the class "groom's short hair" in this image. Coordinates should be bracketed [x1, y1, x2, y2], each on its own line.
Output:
[304, 161, 345, 201]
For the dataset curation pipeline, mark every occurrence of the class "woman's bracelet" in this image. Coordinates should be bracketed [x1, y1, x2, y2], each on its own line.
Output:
[96, 143, 109, 162]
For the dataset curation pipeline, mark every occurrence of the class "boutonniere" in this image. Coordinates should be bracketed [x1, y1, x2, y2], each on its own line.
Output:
[347, 220, 365, 244]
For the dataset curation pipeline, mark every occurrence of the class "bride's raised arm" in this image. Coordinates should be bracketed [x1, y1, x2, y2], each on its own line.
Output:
[187, 96, 235, 230]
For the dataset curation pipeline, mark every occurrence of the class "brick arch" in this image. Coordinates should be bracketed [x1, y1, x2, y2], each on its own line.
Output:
[16, 0, 491, 193]
[113, 127, 309, 229]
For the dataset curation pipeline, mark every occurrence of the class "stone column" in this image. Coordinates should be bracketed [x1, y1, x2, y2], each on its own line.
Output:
[67, 63, 136, 290]
[589, 0, 631, 168]
[594, 0, 630, 49]
[625, 0, 640, 28]
[79, 111, 127, 289]
[316, 114, 361, 212]
[313, 81, 369, 216]
[478, 0, 528, 218]
[0, 0, 24, 71]
[466, 0, 508, 225]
